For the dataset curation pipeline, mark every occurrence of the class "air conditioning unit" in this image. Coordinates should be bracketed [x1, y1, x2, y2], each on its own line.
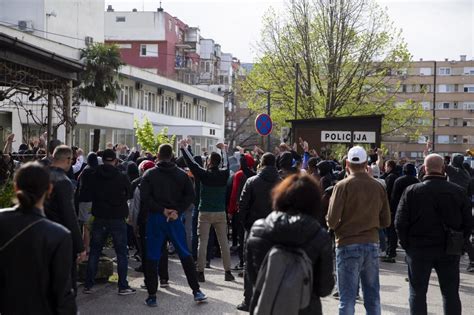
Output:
[157, 88, 163, 95]
[176, 93, 183, 102]
[85, 36, 94, 46]
[18, 20, 33, 32]
[135, 82, 143, 90]
[193, 98, 199, 105]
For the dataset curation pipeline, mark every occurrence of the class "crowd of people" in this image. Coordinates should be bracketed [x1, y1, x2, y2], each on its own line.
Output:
[0, 132, 473, 315]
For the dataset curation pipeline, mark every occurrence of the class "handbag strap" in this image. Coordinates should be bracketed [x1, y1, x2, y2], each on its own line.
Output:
[0, 219, 45, 252]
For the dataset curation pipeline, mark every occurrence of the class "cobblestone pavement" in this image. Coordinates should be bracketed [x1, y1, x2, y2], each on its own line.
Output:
[77, 249, 474, 315]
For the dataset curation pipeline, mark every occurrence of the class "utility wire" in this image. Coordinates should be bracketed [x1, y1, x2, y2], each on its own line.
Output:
[0, 20, 241, 64]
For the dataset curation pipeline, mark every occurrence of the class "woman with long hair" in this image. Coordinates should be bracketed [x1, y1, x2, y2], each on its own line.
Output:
[0, 162, 76, 314]
[246, 174, 335, 315]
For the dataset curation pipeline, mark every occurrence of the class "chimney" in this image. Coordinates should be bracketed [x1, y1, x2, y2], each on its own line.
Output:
[107, 5, 114, 12]
[460, 55, 467, 62]
[132, 8, 137, 12]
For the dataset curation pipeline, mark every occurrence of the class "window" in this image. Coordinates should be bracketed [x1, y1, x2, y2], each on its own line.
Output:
[438, 118, 450, 127]
[121, 86, 133, 107]
[116, 16, 126, 22]
[419, 67, 432, 75]
[140, 44, 158, 57]
[437, 135, 449, 144]
[402, 84, 407, 93]
[453, 102, 458, 109]
[464, 102, 474, 110]
[419, 84, 429, 93]
[160, 96, 165, 113]
[143, 92, 149, 111]
[117, 43, 132, 49]
[453, 118, 458, 126]
[454, 84, 459, 92]
[421, 101, 430, 110]
[205, 62, 210, 73]
[464, 85, 474, 93]
[464, 67, 474, 75]
[438, 85, 453, 93]
[439, 67, 451, 75]
[443, 102, 450, 109]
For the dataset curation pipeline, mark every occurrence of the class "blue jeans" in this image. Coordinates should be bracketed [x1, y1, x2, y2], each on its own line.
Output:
[86, 218, 129, 290]
[336, 243, 381, 315]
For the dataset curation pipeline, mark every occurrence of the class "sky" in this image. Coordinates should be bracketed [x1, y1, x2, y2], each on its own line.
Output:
[106, 0, 474, 63]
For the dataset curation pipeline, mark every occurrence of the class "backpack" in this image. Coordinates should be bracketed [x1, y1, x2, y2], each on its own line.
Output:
[251, 245, 313, 315]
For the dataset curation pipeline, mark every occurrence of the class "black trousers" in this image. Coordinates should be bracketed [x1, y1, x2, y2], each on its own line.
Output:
[406, 250, 461, 315]
[243, 231, 252, 304]
[138, 223, 169, 282]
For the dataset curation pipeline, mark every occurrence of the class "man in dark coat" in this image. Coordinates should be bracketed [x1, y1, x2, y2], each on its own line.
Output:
[395, 154, 472, 315]
[382, 163, 419, 262]
[45, 145, 85, 295]
[84, 149, 135, 296]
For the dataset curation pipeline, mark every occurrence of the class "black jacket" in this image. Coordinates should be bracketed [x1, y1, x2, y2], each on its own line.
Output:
[390, 175, 419, 213]
[383, 170, 399, 201]
[0, 207, 76, 315]
[90, 164, 132, 220]
[76, 166, 96, 202]
[45, 166, 84, 254]
[246, 212, 334, 315]
[446, 154, 471, 194]
[140, 161, 195, 215]
[395, 175, 473, 252]
[239, 166, 281, 230]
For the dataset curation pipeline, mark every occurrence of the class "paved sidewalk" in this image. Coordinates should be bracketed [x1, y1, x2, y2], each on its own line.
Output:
[77, 250, 474, 315]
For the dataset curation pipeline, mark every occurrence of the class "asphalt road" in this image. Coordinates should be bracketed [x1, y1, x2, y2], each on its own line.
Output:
[77, 249, 474, 315]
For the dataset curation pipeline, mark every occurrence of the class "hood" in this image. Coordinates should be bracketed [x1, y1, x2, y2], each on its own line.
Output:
[259, 212, 321, 246]
[156, 161, 178, 173]
[317, 160, 333, 176]
[451, 154, 464, 168]
[96, 164, 121, 179]
[86, 152, 99, 168]
[402, 163, 416, 176]
[241, 154, 255, 170]
[279, 152, 293, 170]
[258, 166, 280, 183]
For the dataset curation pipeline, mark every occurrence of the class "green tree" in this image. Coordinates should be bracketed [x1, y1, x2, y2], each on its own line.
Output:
[79, 43, 124, 151]
[134, 118, 176, 153]
[241, 0, 427, 140]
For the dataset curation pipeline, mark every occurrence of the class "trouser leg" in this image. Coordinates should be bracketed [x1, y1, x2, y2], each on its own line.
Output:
[197, 212, 211, 272]
[213, 212, 232, 272]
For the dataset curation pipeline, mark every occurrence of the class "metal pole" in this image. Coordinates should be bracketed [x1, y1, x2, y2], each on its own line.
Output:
[47, 93, 53, 157]
[294, 63, 299, 119]
[432, 61, 437, 152]
[267, 91, 271, 152]
[64, 80, 73, 146]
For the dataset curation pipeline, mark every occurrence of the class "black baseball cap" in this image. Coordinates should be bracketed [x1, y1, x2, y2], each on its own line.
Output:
[102, 149, 116, 162]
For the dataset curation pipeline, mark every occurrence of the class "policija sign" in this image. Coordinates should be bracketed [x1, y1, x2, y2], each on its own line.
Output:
[321, 131, 376, 143]
[287, 115, 382, 152]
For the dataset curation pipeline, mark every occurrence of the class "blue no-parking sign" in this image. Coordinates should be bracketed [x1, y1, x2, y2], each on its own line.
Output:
[255, 113, 273, 136]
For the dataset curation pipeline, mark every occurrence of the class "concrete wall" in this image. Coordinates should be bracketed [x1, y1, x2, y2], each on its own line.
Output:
[0, 0, 104, 48]
[105, 11, 166, 41]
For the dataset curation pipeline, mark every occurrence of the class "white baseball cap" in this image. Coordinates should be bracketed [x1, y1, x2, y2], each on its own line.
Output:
[347, 146, 367, 164]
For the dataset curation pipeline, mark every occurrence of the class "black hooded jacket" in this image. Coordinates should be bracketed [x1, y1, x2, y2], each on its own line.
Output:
[246, 212, 334, 315]
[140, 161, 195, 215]
[90, 164, 132, 219]
[390, 164, 419, 213]
[239, 166, 281, 230]
[317, 161, 334, 191]
[395, 175, 472, 252]
[446, 154, 471, 193]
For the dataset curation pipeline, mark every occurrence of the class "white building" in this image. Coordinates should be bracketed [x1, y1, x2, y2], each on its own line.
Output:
[0, 22, 224, 154]
[0, 0, 104, 49]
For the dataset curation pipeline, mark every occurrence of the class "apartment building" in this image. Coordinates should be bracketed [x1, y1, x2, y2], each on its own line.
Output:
[0, 0, 104, 49]
[385, 55, 474, 160]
